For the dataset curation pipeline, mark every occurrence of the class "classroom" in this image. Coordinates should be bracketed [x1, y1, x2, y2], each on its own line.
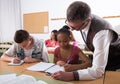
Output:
[0, 0, 120, 84]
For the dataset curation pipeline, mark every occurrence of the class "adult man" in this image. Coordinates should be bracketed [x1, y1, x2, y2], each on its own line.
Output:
[1, 30, 49, 63]
[51, 1, 120, 81]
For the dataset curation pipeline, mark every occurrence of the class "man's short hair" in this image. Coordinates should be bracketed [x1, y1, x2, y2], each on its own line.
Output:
[67, 1, 91, 22]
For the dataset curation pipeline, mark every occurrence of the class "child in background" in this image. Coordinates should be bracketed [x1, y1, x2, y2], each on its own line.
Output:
[45, 30, 59, 48]
[54, 26, 92, 72]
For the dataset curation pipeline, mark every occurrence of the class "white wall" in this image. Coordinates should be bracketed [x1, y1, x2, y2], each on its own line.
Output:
[20, 0, 120, 44]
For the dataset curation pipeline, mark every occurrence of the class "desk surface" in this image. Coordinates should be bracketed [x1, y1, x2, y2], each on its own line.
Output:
[0, 60, 36, 73]
[1, 59, 119, 84]
[104, 71, 120, 84]
[22, 70, 104, 84]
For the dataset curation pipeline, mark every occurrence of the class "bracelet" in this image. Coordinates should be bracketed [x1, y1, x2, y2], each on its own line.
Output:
[73, 71, 79, 80]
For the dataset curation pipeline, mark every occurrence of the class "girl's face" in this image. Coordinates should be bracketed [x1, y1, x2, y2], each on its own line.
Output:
[57, 33, 70, 48]
[51, 32, 55, 40]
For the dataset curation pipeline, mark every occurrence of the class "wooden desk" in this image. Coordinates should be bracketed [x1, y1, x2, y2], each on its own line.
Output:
[104, 71, 120, 84]
[0, 59, 104, 84]
[0, 60, 36, 73]
[22, 70, 104, 84]
[72, 78, 103, 84]
[0, 60, 24, 73]
[22, 71, 74, 84]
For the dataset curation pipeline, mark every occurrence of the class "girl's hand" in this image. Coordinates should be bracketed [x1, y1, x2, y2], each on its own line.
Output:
[56, 61, 66, 66]
[64, 64, 73, 72]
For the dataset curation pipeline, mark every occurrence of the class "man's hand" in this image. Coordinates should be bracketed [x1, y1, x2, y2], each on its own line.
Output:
[51, 71, 74, 81]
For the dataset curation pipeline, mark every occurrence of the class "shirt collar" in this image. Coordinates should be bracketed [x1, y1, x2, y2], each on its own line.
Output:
[82, 20, 91, 35]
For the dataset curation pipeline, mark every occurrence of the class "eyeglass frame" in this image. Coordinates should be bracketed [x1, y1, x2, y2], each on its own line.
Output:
[65, 19, 88, 30]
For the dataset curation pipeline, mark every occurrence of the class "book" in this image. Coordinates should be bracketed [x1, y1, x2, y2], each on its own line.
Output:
[0, 74, 48, 84]
[8, 60, 24, 66]
[27, 62, 64, 74]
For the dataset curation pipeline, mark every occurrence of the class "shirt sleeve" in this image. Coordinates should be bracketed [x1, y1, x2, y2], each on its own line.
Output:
[42, 43, 49, 62]
[77, 30, 113, 80]
[5, 44, 16, 57]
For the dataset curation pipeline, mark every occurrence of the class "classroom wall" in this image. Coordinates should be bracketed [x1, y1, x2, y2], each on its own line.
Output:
[20, 0, 120, 44]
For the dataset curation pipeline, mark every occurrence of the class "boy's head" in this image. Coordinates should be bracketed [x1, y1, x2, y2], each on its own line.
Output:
[14, 30, 32, 49]
[14, 30, 29, 43]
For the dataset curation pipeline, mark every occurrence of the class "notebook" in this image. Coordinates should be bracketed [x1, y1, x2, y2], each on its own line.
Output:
[8, 60, 24, 66]
[26, 62, 64, 74]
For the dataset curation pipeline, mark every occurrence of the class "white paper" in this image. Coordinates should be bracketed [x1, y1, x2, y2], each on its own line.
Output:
[45, 65, 64, 74]
[8, 60, 24, 66]
[27, 62, 55, 71]
[0, 74, 48, 84]
[0, 73, 17, 84]
[27, 62, 64, 73]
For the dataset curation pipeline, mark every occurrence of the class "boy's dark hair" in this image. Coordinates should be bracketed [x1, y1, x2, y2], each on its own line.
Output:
[14, 30, 29, 43]
[51, 30, 58, 41]
[67, 1, 91, 22]
[57, 25, 71, 37]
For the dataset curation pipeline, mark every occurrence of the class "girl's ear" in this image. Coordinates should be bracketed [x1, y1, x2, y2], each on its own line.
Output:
[28, 37, 32, 43]
[29, 37, 32, 41]
[69, 35, 72, 40]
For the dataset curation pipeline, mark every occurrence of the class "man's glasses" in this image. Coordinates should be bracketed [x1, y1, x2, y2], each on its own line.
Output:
[65, 20, 87, 30]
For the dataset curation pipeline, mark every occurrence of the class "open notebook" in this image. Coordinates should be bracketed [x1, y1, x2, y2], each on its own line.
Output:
[26, 62, 64, 74]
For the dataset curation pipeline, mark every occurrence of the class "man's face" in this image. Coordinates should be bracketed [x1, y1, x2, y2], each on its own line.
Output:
[66, 19, 88, 31]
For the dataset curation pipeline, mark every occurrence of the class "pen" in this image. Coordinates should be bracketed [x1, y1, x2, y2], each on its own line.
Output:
[67, 59, 71, 64]
[13, 54, 21, 63]
[45, 72, 52, 76]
